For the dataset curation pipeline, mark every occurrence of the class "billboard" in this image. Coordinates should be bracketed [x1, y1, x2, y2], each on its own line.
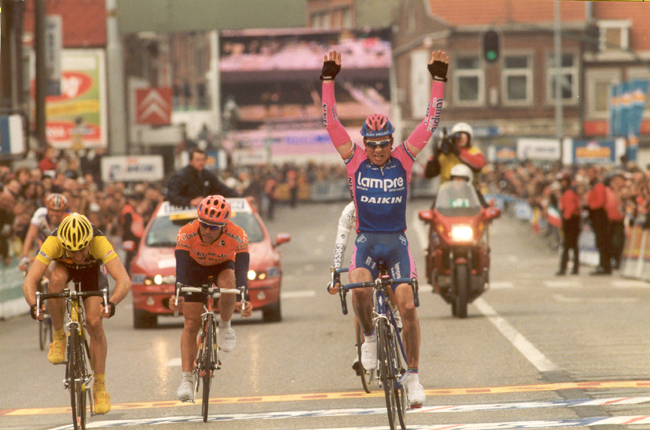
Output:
[219, 28, 391, 160]
[33, 49, 107, 149]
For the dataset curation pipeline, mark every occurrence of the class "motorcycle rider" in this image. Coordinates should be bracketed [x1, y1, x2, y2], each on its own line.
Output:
[424, 122, 485, 189]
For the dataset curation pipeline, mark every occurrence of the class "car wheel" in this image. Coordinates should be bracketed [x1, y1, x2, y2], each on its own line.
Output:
[133, 308, 158, 329]
[262, 300, 282, 323]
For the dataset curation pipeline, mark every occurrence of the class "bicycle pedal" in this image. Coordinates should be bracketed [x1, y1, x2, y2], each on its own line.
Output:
[410, 404, 423, 409]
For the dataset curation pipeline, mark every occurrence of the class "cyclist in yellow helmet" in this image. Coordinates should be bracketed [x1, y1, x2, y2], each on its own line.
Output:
[22, 213, 131, 415]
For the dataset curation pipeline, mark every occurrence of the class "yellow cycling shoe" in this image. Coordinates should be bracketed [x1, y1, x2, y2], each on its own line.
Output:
[93, 387, 111, 414]
[47, 337, 66, 364]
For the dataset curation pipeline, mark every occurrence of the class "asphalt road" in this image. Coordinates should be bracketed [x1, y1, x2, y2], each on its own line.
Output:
[1, 199, 650, 430]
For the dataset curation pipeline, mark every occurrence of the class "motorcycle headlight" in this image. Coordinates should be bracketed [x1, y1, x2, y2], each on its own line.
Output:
[450, 224, 474, 242]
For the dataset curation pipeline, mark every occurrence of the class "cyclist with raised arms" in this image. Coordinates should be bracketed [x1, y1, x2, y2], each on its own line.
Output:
[169, 195, 253, 402]
[322, 49, 448, 407]
[22, 213, 132, 415]
[18, 193, 69, 272]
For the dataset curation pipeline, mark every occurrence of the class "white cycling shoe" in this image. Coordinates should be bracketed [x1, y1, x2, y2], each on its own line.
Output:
[361, 336, 377, 370]
[218, 327, 236, 352]
[176, 379, 194, 402]
[405, 374, 425, 408]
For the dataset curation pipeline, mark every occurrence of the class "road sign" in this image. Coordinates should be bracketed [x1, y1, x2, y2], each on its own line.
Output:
[135, 87, 172, 125]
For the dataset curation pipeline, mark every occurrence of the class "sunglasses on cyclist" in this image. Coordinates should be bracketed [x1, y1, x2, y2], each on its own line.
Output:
[364, 139, 392, 150]
[199, 221, 223, 231]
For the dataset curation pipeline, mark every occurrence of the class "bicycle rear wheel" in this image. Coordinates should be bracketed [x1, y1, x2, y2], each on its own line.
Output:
[355, 321, 374, 393]
[201, 318, 213, 422]
[377, 319, 398, 430]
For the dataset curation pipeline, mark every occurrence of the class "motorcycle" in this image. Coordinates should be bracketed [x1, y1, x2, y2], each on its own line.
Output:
[418, 180, 500, 318]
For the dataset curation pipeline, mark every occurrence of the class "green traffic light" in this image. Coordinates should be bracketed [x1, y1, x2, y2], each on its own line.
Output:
[486, 51, 497, 61]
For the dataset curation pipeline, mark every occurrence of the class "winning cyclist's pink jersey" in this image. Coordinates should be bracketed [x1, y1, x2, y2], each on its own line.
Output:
[344, 142, 415, 233]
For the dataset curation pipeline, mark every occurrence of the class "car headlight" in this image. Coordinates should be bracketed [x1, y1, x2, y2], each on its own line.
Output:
[143, 274, 176, 285]
[450, 224, 474, 242]
[248, 267, 280, 280]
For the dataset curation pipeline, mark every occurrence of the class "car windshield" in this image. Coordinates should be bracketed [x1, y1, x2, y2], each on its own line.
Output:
[435, 180, 482, 217]
[145, 212, 265, 247]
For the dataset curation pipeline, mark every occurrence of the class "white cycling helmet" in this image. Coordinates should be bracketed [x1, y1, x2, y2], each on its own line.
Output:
[450, 163, 473, 182]
[450, 122, 473, 144]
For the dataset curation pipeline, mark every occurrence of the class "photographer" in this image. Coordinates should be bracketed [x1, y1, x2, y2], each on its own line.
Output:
[424, 122, 485, 188]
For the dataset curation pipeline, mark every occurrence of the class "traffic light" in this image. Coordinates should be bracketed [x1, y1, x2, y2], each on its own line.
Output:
[483, 30, 500, 62]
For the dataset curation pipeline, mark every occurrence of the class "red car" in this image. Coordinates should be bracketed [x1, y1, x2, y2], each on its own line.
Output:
[130, 198, 290, 328]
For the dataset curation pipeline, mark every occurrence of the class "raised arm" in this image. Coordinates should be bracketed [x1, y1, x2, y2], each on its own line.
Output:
[321, 50, 353, 158]
[405, 50, 449, 157]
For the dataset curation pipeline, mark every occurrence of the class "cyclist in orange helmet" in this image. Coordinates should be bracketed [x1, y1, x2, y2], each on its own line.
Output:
[169, 195, 252, 401]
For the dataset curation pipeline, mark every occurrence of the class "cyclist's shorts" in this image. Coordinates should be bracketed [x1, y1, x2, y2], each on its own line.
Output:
[350, 231, 417, 291]
[180, 259, 235, 303]
[62, 261, 109, 293]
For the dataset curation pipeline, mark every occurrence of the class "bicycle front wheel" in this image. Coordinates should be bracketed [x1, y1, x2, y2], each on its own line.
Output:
[201, 318, 213, 422]
[355, 321, 374, 393]
[38, 317, 48, 351]
[67, 329, 87, 429]
[377, 319, 399, 430]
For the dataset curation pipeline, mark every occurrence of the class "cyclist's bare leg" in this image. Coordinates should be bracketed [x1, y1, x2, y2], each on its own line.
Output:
[47, 263, 69, 331]
[217, 269, 237, 322]
[393, 283, 420, 368]
[349, 267, 374, 334]
[84, 296, 108, 374]
[180, 302, 203, 372]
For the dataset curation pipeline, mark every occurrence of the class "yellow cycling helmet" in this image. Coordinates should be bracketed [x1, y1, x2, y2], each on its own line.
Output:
[57, 213, 94, 251]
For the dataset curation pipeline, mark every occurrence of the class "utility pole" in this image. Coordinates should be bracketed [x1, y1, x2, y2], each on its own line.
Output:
[1, 0, 25, 111]
[34, 0, 47, 146]
[106, 0, 127, 154]
[554, 0, 564, 165]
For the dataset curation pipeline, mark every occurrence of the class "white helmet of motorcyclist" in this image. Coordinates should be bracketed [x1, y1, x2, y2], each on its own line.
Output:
[450, 122, 473, 145]
[450, 163, 473, 182]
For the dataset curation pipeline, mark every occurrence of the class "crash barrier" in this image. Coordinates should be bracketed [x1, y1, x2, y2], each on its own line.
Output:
[0, 258, 29, 320]
[619, 217, 650, 280]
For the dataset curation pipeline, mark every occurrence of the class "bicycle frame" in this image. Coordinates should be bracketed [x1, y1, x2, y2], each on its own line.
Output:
[336, 265, 419, 430]
[36, 284, 109, 430]
[174, 281, 246, 421]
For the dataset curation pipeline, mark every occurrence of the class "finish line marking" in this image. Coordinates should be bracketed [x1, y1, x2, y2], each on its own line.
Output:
[4, 380, 650, 417]
[45, 404, 650, 430]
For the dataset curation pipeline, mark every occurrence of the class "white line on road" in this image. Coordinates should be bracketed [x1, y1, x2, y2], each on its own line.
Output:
[552, 294, 639, 304]
[474, 298, 558, 372]
[489, 281, 514, 289]
[543, 280, 582, 288]
[612, 280, 649, 288]
[281, 290, 316, 299]
[46, 397, 650, 429]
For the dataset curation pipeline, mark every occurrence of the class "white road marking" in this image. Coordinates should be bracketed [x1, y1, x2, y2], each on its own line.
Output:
[489, 281, 514, 289]
[46, 397, 650, 429]
[474, 298, 558, 372]
[612, 280, 649, 288]
[552, 294, 639, 304]
[281, 290, 316, 299]
[543, 280, 582, 288]
[166, 358, 182, 367]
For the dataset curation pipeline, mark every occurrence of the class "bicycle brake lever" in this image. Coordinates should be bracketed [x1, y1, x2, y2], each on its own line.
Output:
[35, 291, 42, 319]
[412, 278, 420, 307]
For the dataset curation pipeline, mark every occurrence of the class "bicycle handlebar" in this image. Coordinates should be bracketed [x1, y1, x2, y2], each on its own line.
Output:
[174, 282, 247, 311]
[35, 288, 109, 319]
[336, 273, 420, 315]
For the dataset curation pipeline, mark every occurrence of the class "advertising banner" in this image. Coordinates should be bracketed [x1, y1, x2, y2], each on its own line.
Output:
[0, 115, 26, 156]
[572, 139, 617, 164]
[101, 155, 164, 183]
[36, 49, 107, 149]
[516, 138, 560, 161]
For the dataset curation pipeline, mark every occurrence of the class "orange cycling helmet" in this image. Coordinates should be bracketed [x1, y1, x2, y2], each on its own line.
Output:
[197, 195, 231, 226]
[45, 193, 68, 211]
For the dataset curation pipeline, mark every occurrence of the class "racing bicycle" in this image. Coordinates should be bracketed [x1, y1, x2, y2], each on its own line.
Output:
[22, 261, 53, 351]
[174, 279, 247, 422]
[36, 281, 109, 430]
[336, 262, 419, 430]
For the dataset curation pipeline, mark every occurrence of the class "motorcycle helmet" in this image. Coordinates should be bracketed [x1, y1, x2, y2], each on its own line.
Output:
[197, 195, 231, 226]
[450, 163, 473, 182]
[360, 114, 395, 138]
[450, 122, 473, 145]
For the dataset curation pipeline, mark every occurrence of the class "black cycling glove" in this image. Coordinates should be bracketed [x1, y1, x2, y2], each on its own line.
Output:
[320, 61, 341, 81]
[428, 59, 448, 82]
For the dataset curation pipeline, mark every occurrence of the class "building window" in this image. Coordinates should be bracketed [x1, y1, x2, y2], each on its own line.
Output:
[547, 53, 579, 105]
[502, 55, 532, 106]
[585, 69, 620, 119]
[310, 12, 330, 29]
[598, 20, 630, 51]
[453, 55, 484, 106]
